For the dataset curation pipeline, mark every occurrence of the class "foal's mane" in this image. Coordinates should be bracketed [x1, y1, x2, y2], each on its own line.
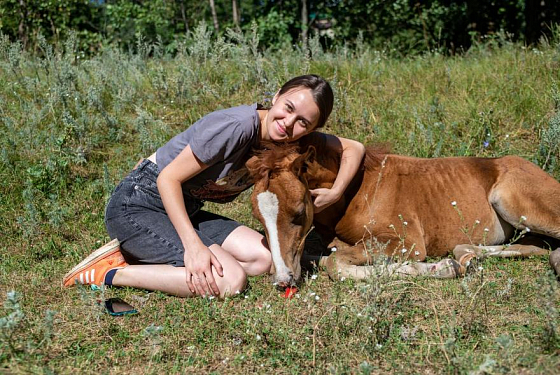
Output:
[248, 142, 302, 181]
[364, 144, 392, 170]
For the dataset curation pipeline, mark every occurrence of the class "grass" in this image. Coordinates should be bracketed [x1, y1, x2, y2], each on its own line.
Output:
[1, 29, 560, 373]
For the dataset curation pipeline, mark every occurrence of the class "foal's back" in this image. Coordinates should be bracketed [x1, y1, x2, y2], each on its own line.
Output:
[334, 154, 560, 256]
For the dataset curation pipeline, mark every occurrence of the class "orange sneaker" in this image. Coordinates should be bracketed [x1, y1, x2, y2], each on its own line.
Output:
[62, 239, 128, 287]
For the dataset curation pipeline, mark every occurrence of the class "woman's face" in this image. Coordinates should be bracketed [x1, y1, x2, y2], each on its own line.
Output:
[264, 88, 320, 142]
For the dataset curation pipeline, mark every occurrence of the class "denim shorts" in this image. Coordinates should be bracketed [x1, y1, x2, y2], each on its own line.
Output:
[104, 160, 241, 266]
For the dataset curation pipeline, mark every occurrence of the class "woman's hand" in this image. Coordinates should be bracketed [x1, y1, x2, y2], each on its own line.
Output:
[309, 134, 365, 214]
[310, 187, 341, 213]
[184, 242, 224, 297]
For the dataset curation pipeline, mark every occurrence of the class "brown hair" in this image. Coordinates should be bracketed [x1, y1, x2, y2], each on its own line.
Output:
[277, 74, 334, 129]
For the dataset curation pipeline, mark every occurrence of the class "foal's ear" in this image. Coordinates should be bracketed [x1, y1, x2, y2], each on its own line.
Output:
[293, 146, 316, 176]
[246, 155, 259, 176]
[246, 154, 270, 188]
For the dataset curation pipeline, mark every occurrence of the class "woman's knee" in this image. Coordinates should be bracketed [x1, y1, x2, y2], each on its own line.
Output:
[220, 261, 247, 297]
[221, 226, 272, 276]
[210, 245, 248, 297]
[247, 248, 272, 276]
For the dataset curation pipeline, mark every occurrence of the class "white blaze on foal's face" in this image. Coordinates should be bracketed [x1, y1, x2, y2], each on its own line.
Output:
[256, 191, 293, 285]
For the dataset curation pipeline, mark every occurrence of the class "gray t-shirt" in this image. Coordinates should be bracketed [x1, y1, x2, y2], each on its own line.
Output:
[156, 104, 260, 203]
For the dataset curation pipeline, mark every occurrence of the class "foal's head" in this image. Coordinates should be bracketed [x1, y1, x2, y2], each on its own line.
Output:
[246, 143, 316, 287]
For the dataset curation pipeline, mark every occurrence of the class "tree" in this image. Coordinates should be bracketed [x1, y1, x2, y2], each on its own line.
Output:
[301, 0, 308, 48]
[209, 0, 219, 32]
[179, 0, 190, 34]
[232, 0, 240, 29]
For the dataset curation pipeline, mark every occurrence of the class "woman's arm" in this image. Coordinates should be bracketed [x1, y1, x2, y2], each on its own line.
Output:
[157, 145, 223, 297]
[310, 134, 366, 213]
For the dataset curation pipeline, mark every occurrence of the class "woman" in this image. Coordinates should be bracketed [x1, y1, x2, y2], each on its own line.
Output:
[62, 75, 365, 298]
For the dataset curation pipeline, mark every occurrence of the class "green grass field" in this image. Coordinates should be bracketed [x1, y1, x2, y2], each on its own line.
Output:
[1, 30, 560, 373]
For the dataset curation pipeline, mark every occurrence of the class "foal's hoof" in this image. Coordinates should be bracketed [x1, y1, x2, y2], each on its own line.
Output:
[549, 248, 560, 277]
[431, 259, 465, 279]
[458, 252, 477, 274]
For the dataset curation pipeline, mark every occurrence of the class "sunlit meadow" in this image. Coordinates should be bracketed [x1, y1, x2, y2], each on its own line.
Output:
[1, 27, 560, 373]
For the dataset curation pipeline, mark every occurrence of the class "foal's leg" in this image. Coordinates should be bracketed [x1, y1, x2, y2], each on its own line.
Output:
[319, 238, 465, 280]
[452, 243, 550, 268]
[550, 249, 560, 276]
[490, 157, 560, 243]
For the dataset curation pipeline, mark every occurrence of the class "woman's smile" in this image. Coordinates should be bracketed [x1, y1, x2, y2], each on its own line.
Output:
[276, 120, 287, 135]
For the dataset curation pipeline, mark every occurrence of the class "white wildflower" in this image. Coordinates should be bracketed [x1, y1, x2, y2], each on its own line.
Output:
[315, 295, 320, 301]
[403, 221, 408, 226]
[475, 220, 480, 224]
[525, 227, 531, 233]
[521, 216, 527, 221]
[484, 228, 490, 232]
[414, 251, 420, 256]
[311, 274, 318, 280]
[451, 201, 457, 206]
[478, 266, 484, 271]
[331, 246, 337, 252]
[256, 334, 261, 341]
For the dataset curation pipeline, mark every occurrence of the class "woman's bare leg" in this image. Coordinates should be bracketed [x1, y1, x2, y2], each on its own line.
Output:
[112, 244, 247, 298]
[220, 226, 272, 276]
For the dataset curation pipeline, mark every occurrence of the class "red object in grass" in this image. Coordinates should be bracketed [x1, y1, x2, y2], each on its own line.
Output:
[283, 286, 298, 298]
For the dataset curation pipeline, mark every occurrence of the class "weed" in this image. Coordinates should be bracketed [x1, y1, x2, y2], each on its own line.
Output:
[537, 86, 560, 175]
[537, 271, 560, 352]
[0, 291, 24, 360]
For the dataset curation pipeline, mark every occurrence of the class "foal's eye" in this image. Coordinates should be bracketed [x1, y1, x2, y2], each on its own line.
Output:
[292, 208, 306, 226]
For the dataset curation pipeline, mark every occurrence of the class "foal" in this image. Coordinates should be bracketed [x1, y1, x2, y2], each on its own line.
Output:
[247, 136, 560, 286]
